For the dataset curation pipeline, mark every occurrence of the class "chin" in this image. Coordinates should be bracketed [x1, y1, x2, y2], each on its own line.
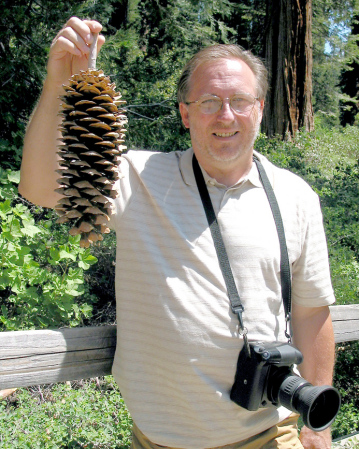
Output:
[209, 146, 250, 163]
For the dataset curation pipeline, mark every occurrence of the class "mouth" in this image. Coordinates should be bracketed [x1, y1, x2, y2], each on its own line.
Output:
[213, 131, 238, 138]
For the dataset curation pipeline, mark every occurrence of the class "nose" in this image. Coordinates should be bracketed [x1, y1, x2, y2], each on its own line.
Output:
[217, 98, 235, 121]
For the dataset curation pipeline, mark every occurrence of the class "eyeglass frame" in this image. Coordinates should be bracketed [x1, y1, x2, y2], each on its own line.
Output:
[184, 92, 260, 115]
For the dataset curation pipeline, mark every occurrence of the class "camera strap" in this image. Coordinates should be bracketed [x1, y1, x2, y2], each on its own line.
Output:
[192, 154, 292, 355]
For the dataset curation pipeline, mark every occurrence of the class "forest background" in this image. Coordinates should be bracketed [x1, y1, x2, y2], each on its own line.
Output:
[1, 0, 359, 447]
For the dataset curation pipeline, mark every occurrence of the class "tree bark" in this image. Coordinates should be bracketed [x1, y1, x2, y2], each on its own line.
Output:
[263, 0, 314, 138]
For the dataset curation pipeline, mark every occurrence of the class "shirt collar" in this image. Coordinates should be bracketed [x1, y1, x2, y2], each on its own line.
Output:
[179, 148, 272, 189]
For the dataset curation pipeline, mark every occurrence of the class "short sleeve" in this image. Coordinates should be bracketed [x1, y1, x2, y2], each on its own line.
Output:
[291, 193, 335, 307]
[108, 153, 141, 230]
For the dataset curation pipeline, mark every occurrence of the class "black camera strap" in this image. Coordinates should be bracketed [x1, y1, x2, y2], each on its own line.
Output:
[192, 154, 292, 354]
[253, 155, 292, 341]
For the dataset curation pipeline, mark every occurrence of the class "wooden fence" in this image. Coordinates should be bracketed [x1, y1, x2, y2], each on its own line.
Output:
[0, 304, 358, 390]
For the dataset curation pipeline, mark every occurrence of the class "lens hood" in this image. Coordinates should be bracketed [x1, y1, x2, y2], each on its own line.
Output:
[278, 375, 341, 431]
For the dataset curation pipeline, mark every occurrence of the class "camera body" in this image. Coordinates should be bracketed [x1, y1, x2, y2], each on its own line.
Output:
[230, 341, 341, 431]
[230, 341, 303, 410]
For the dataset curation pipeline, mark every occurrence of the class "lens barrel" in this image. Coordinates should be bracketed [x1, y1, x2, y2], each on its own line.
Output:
[277, 375, 341, 431]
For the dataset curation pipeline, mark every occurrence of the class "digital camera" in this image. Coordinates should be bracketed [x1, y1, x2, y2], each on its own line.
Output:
[230, 342, 341, 431]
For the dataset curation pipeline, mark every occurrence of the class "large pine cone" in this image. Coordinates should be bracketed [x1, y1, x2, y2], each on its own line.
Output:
[55, 69, 127, 248]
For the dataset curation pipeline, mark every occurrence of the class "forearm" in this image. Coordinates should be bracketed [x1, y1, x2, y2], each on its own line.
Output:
[292, 304, 336, 449]
[19, 78, 63, 208]
[292, 304, 335, 385]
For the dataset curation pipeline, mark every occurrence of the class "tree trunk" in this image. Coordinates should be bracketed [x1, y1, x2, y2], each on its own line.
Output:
[262, 0, 314, 138]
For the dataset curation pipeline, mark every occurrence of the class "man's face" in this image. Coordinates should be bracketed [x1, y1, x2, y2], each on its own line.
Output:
[179, 58, 264, 175]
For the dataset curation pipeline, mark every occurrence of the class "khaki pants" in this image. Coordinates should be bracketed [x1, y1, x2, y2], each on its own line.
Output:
[131, 414, 304, 449]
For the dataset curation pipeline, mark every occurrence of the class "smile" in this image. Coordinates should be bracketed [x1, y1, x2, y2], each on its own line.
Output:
[214, 132, 238, 137]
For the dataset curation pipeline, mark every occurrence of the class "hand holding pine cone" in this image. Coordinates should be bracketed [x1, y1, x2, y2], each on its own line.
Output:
[55, 34, 126, 248]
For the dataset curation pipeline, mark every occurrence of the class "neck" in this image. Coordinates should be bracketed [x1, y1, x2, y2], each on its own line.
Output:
[197, 152, 253, 187]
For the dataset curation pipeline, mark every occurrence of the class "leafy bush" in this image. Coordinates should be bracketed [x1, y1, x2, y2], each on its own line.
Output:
[256, 129, 359, 441]
[320, 160, 359, 306]
[0, 168, 98, 330]
[84, 232, 117, 326]
[328, 245, 359, 305]
[333, 387, 359, 440]
[255, 128, 359, 307]
[333, 340, 359, 437]
[0, 131, 24, 170]
[0, 377, 132, 449]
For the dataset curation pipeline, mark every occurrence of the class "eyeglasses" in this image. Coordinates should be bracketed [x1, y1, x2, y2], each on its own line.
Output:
[185, 93, 259, 115]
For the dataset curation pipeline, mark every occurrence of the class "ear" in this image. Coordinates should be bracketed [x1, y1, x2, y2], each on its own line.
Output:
[259, 99, 265, 113]
[179, 102, 190, 129]
[257, 99, 265, 123]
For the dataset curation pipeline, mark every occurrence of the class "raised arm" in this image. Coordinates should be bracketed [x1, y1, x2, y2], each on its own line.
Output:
[19, 17, 105, 208]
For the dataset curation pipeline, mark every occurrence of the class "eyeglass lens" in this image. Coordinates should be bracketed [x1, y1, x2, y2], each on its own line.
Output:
[200, 95, 255, 114]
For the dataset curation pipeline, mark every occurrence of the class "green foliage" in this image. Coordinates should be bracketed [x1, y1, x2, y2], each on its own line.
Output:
[0, 0, 127, 165]
[1, 0, 358, 158]
[312, 0, 359, 128]
[0, 169, 98, 330]
[97, 0, 242, 153]
[84, 231, 116, 325]
[0, 377, 132, 448]
[332, 341, 359, 440]
[0, 131, 24, 170]
[332, 403, 359, 442]
[256, 126, 359, 307]
[103, 43, 191, 152]
[329, 245, 359, 305]
[335, 341, 359, 407]
[339, 1, 359, 126]
[0, 0, 268, 158]
[2, 0, 356, 154]
[256, 127, 359, 440]
[0, 0, 75, 143]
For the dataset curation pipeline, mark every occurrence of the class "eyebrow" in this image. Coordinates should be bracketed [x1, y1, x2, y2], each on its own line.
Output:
[198, 92, 254, 98]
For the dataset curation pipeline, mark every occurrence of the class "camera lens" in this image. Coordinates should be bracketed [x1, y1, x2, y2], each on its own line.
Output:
[277, 375, 341, 431]
[295, 384, 341, 431]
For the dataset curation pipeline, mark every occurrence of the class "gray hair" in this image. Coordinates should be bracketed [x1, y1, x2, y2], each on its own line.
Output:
[177, 44, 268, 103]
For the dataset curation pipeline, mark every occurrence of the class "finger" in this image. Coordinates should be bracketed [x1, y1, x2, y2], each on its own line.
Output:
[96, 34, 106, 54]
[82, 20, 106, 52]
[53, 27, 89, 57]
[83, 19, 103, 35]
[51, 36, 82, 59]
[57, 18, 105, 55]
[66, 17, 102, 46]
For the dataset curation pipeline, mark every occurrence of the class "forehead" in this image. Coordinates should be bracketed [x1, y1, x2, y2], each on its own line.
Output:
[188, 58, 257, 98]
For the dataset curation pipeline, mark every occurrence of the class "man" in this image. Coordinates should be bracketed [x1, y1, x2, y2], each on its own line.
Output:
[19, 17, 336, 449]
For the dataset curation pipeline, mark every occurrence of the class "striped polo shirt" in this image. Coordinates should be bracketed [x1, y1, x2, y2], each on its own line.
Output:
[109, 147, 335, 449]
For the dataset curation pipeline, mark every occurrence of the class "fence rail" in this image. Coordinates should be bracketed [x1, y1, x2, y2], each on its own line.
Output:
[1, 304, 358, 390]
